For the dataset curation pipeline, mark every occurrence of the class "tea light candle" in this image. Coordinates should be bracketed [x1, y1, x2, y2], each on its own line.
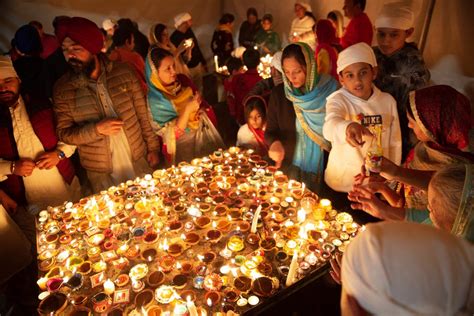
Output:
[297, 208, 306, 223]
[286, 251, 298, 287]
[104, 279, 115, 295]
[250, 205, 262, 233]
[187, 296, 199, 316]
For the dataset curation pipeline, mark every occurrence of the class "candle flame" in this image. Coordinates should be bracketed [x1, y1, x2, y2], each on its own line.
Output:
[207, 297, 213, 307]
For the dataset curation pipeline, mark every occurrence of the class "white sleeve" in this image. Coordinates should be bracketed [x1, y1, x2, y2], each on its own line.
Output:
[323, 97, 352, 144]
[0, 159, 12, 182]
[56, 142, 76, 158]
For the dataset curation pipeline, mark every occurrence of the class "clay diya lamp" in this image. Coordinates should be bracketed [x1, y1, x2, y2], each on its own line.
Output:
[308, 230, 322, 242]
[115, 274, 130, 287]
[147, 270, 164, 288]
[46, 278, 63, 293]
[39, 258, 55, 272]
[249, 154, 262, 164]
[180, 261, 194, 275]
[172, 274, 188, 289]
[132, 227, 146, 239]
[68, 306, 91, 316]
[143, 231, 159, 244]
[233, 276, 252, 293]
[168, 189, 180, 200]
[252, 276, 275, 297]
[216, 219, 231, 232]
[159, 255, 175, 273]
[206, 229, 222, 243]
[203, 273, 223, 291]
[168, 221, 183, 233]
[275, 251, 289, 263]
[214, 204, 228, 216]
[103, 240, 115, 251]
[38, 292, 68, 315]
[125, 245, 140, 259]
[285, 208, 297, 218]
[184, 232, 200, 245]
[142, 248, 158, 262]
[194, 216, 211, 229]
[260, 237, 277, 252]
[213, 194, 226, 204]
[204, 290, 221, 306]
[134, 289, 154, 309]
[223, 288, 240, 303]
[78, 261, 92, 275]
[180, 290, 196, 303]
[229, 210, 242, 221]
[255, 160, 268, 168]
[236, 221, 250, 232]
[91, 292, 112, 314]
[199, 203, 212, 213]
[258, 261, 273, 275]
[194, 264, 208, 276]
[45, 233, 59, 244]
[167, 243, 184, 257]
[59, 234, 72, 245]
[202, 251, 216, 264]
[246, 232, 260, 246]
[233, 198, 245, 208]
[174, 204, 186, 214]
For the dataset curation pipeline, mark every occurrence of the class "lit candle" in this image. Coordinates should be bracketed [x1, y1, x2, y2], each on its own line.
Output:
[286, 251, 298, 287]
[186, 296, 198, 316]
[103, 278, 115, 294]
[214, 55, 219, 72]
[297, 208, 306, 223]
[250, 205, 262, 234]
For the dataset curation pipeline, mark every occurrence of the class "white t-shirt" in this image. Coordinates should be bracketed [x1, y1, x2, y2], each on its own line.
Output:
[236, 124, 260, 151]
[323, 86, 402, 192]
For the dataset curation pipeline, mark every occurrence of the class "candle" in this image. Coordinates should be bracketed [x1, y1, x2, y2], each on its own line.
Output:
[297, 208, 306, 223]
[286, 251, 298, 287]
[104, 279, 115, 294]
[187, 296, 199, 316]
[250, 205, 262, 233]
[214, 55, 219, 72]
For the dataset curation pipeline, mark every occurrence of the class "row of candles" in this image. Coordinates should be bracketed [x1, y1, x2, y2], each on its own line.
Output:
[36, 147, 360, 315]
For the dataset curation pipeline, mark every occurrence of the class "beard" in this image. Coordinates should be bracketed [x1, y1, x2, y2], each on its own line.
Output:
[68, 57, 96, 77]
[0, 90, 20, 108]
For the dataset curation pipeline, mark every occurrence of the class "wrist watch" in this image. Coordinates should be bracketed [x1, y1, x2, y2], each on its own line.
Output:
[57, 150, 66, 160]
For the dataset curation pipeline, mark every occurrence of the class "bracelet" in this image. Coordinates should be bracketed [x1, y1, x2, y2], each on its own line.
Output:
[10, 161, 15, 174]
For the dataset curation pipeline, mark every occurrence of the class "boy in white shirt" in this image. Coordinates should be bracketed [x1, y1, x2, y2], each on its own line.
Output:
[323, 42, 401, 192]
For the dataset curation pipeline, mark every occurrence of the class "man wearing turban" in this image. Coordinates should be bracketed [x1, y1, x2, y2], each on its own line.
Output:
[53, 17, 160, 193]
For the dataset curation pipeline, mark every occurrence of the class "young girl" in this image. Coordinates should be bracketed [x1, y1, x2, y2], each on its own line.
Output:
[236, 95, 268, 155]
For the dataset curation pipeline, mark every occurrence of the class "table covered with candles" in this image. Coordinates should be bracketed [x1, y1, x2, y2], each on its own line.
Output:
[35, 147, 361, 315]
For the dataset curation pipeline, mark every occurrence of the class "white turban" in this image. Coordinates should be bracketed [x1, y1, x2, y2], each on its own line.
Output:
[174, 12, 192, 29]
[295, 0, 312, 13]
[0, 55, 19, 80]
[375, 2, 414, 30]
[336, 42, 377, 74]
[271, 51, 283, 73]
[342, 222, 474, 315]
[102, 18, 116, 31]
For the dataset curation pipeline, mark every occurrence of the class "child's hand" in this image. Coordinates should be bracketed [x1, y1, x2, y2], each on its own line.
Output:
[268, 141, 285, 168]
[345, 123, 373, 147]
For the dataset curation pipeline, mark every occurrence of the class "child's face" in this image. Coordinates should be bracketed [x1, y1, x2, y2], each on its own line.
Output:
[262, 19, 272, 31]
[407, 111, 431, 142]
[248, 109, 264, 130]
[339, 62, 376, 100]
[376, 27, 413, 56]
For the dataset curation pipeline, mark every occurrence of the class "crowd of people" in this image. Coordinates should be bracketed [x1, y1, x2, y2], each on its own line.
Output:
[0, 0, 472, 314]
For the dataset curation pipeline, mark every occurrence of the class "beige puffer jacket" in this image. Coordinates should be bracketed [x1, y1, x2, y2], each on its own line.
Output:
[53, 58, 160, 173]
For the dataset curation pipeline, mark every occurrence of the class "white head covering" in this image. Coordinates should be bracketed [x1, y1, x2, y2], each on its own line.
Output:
[375, 2, 414, 30]
[232, 46, 247, 59]
[295, 0, 312, 13]
[102, 19, 116, 31]
[337, 42, 377, 74]
[174, 12, 192, 29]
[271, 51, 283, 73]
[0, 56, 19, 80]
[342, 222, 474, 315]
